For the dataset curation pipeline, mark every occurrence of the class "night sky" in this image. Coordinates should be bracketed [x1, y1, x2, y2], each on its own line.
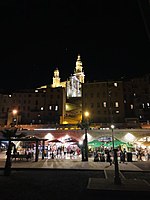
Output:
[0, 0, 150, 92]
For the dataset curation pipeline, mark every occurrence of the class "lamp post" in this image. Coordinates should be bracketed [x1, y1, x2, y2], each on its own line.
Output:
[111, 124, 122, 185]
[82, 111, 89, 161]
[111, 124, 115, 150]
[12, 109, 18, 126]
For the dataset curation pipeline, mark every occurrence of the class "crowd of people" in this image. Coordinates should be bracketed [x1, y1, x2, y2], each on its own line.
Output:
[93, 146, 150, 163]
[44, 144, 81, 159]
[3, 140, 150, 162]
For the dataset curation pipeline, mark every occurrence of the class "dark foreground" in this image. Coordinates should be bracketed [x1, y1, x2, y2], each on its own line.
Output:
[0, 168, 150, 200]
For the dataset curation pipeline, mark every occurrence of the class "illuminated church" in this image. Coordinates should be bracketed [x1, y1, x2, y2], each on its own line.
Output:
[51, 54, 85, 97]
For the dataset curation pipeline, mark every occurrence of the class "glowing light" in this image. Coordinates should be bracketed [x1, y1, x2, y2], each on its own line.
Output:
[111, 124, 115, 129]
[34, 128, 56, 131]
[84, 111, 89, 118]
[12, 109, 18, 115]
[44, 133, 53, 140]
[79, 141, 83, 145]
[124, 133, 135, 142]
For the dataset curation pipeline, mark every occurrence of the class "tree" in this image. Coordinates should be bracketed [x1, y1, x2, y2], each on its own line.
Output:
[0, 127, 26, 176]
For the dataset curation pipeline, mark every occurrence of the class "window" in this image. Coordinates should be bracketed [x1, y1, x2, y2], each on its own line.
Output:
[91, 103, 94, 108]
[115, 102, 119, 107]
[103, 102, 107, 107]
[97, 102, 100, 108]
[130, 104, 134, 109]
[114, 82, 118, 87]
[41, 107, 44, 111]
[97, 93, 100, 97]
[55, 105, 58, 111]
[97, 110, 101, 114]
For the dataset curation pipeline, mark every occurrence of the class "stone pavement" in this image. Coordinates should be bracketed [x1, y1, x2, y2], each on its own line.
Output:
[87, 178, 150, 192]
[0, 156, 143, 171]
[0, 153, 150, 194]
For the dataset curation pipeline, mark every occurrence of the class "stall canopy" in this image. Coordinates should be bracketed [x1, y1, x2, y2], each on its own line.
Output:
[88, 140, 104, 148]
[103, 139, 127, 148]
[141, 141, 150, 147]
[48, 139, 62, 143]
[66, 138, 78, 143]
[88, 139, 126, 148]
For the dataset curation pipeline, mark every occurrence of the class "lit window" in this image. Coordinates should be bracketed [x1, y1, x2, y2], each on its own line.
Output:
[103, 102, 107, 107]
[130, 104, 134, 109]
[116, 110, 119, 113]
[114, 82, 118, 87]
[49, 106, 52, 110]
[35, 90, 38, 93]
[115, 102, 119, 107]
[142, 103, 145, 108]
[55, 105, 58, 111]
[41, 107, 44, 111]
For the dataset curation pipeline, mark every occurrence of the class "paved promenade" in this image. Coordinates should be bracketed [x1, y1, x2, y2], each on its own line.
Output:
[0, 154, 150, 200]
[0, 153, 143, 171]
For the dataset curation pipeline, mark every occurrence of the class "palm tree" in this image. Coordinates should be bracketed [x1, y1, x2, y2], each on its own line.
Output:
[0, 127, 26, 176]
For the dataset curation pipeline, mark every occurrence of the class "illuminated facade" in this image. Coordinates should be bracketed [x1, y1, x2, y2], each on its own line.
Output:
[52, 54, 85, 97]
[0, 52, 149, 127]
[51, 68, 66, 88]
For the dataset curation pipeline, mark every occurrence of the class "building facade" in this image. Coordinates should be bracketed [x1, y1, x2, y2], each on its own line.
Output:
[0, 53, 150, 127]
[52, 54, 85, 98]
[0, 87, 66, 126]
[82, 80, 125, 125]
[123, 73, 150, 124]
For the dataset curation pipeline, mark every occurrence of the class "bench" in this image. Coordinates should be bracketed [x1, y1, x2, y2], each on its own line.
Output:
[11, 154, 31, 161]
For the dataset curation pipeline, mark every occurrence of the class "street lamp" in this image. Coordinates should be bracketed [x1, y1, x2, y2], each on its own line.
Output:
[82, 111, 89, 161]
[111, 124, 115, 150]
[12, 109, 18, 126]
[110, 124, 122, 185]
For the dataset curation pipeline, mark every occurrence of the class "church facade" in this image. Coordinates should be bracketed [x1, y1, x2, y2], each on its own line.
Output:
[51, 54, 85, 98]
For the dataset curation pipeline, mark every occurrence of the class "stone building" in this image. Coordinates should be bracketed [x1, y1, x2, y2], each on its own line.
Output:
[123, 73, 150, 124]
[0, 87, 66, 126]
[0, 53, 149, 127]
[82, 80, 125, 126]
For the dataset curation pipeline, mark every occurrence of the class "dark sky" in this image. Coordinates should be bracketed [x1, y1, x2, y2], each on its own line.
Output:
[0, 0, 150, 91]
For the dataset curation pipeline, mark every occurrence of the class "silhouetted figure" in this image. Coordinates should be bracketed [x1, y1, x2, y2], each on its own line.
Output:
[120, 150, 126, 163]
[100, 153, 105, 162]
[106, 151, 112, 165]
[94, 153, 99, 162]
